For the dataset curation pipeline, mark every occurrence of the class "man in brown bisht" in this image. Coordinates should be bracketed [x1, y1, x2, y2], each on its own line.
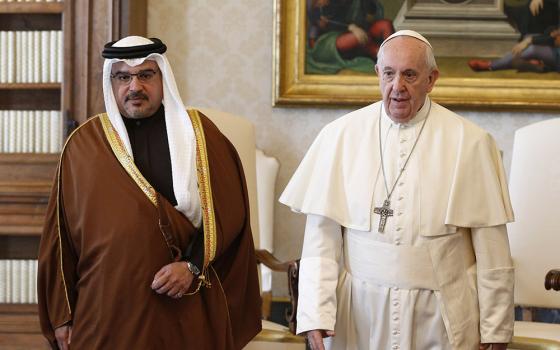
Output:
[37, 36, 262, 349]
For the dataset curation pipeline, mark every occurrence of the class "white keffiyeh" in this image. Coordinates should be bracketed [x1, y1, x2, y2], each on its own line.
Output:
[102, 36, 201, 228]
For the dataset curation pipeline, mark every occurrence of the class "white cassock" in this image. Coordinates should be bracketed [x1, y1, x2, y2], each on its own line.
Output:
[280, 98, 515, 350]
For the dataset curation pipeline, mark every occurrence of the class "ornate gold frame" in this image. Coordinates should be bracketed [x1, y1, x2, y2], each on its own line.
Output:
[272, 0, 560, 110]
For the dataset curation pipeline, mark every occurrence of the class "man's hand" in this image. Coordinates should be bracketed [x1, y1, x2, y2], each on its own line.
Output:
[479, 343, 507, 350]
[512, 36, 532, 56]
[529, 0, 543, 16]
[151, 261, 195, 298]
[54, 325, 72, 350]
[306, 329, 335, 350]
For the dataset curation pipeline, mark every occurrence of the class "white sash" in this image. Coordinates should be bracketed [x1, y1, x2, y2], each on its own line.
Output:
[344, 232, 438, 291]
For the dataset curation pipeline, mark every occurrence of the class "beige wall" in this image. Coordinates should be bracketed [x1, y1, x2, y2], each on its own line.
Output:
[147, 0, 555, 296]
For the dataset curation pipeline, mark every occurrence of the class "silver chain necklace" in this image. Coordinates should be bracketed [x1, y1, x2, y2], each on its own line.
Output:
[373, 101, 431, 233]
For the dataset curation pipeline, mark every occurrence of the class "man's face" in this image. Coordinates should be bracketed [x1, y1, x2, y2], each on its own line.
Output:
[375, 37, 439, 123]
[111, 60, 163, 119]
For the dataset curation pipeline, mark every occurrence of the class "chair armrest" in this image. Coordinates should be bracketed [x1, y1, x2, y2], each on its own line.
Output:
[255, 320, 306, 344]
[510, 335, 560, 349]
[545, 269, 560, 291]
[255, 249, 300, 334]
[256, 249, 295, 272]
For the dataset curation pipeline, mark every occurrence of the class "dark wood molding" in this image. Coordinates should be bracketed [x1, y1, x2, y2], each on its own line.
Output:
[118, 0, 147, 39]
[0, 154, 57, 242]
[0, 153, 58, 182]
[0, 89, 60, 110]
[0, 83, 60, 90]
[0, 3, 64, 14]
[0, 304, 48, 350]
[0, 13, 61, 31]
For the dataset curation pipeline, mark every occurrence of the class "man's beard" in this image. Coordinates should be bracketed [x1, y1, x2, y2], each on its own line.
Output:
[124, 91, 152, 119]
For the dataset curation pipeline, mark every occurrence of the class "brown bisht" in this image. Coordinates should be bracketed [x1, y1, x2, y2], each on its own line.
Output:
[38, 110, 262, 349]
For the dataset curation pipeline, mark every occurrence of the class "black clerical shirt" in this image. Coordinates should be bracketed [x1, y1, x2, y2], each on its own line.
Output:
[122, 105, 177, 206]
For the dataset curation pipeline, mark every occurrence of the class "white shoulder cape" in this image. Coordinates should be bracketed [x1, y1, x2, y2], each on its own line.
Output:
[279, 100, 514, 233]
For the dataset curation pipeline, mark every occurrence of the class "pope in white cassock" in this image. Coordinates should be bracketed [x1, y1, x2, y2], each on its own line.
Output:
[279, 31, 515, 350]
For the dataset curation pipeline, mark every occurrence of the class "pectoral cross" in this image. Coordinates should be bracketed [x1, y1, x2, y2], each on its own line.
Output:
[373, 199, 393, 233]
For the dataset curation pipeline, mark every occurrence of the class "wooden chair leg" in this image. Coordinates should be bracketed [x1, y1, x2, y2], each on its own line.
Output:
[262, 291, 272, 320]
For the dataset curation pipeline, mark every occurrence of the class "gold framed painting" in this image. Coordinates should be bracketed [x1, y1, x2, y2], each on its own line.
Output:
[273, 0, 560, 109]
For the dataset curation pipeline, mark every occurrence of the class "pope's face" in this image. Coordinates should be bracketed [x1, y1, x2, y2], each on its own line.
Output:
[111, 60, 163, 119]
[375, 37, 439, 123]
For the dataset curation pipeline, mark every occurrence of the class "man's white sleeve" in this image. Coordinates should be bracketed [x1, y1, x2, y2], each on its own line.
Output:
[296, 214, 343, 335]
[472, 224, 515, 343]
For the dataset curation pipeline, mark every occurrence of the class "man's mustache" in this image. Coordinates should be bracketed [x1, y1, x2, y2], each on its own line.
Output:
[126, 91, 148, 101]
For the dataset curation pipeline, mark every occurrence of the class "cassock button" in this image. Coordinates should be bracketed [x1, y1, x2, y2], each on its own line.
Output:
[397, 212, 403, 216]
[393, 300, 399, 307]
[396, 227, 402, 231]
[399, 152, 406, 158]
[398, 196, 404, 201]
[398, 182, 404, 186]
[392, 315, 399, 321]
[392, 330, 399, 335]
[400, 139, 407, 143]
[392, 344, 399, 349]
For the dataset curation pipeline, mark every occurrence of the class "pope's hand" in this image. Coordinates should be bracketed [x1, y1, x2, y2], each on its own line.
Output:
[54, 324, 72, 350]
[306, 329, 335, 350]
[151, 261, 195, 298]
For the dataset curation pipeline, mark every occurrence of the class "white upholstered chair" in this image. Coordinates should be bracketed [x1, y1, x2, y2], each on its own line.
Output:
[256, 149, 281, 318]
[507, 118, 560, 349]
[196, 107, 260, 246]
[195, 107, 305, 350]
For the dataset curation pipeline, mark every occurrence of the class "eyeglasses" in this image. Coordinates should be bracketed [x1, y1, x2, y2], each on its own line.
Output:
[110, 69, 159, 85]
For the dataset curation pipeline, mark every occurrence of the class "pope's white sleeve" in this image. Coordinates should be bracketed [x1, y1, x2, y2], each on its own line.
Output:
[472, 224, 514, 344]
[296, 214, 343, 335]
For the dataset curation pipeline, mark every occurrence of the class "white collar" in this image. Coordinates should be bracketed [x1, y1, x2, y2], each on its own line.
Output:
[382, 96, 431, 128]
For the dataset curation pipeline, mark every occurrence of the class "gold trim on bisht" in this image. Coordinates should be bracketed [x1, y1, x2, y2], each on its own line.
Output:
[188, 109, 217, 273]
[98, 113, 157, 206]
